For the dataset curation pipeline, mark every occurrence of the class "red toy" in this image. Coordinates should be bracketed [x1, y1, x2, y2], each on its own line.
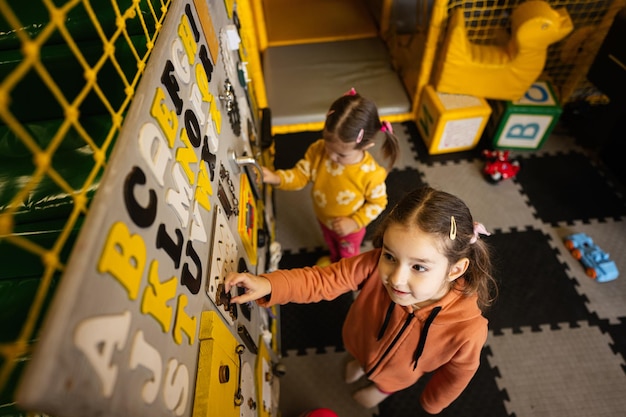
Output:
[482, 149, 520, 183]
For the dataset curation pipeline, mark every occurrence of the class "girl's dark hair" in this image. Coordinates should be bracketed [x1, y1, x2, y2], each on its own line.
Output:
[323, 92, 399, 170]
[372, 186, 498, 310]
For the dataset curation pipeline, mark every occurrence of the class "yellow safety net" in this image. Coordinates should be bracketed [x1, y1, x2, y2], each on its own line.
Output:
[0, 0, 171, 411]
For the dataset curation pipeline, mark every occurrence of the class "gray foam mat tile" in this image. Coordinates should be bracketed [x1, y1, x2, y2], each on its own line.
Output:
[552, 220, 626, 323]
[487, 323, 626, 417]
[278, 349, 376, 417]
[274, 185, 326, 253]
[418, 159, 541, 232]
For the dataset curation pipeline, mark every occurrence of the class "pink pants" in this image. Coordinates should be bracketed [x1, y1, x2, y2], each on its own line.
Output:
[319, 221, 366, 262]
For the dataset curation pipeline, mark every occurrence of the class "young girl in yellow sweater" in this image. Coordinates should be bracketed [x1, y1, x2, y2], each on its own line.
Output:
[226, 186, 497, 412]
[262, 89, 399, 262]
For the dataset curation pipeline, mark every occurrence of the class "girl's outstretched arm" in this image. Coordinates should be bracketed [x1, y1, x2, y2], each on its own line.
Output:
[225, 272, 272, 304]
[262, 167, 281, 185]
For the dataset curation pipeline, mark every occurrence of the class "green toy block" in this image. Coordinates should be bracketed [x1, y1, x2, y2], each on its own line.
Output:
[488, 81, 562, 150]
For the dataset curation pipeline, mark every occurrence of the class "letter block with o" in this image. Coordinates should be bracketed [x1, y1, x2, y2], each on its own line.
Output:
[487, 81, 562, 151]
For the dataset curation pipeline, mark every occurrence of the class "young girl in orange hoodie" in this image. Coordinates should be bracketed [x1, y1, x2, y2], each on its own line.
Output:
[225, 186, 497, 413]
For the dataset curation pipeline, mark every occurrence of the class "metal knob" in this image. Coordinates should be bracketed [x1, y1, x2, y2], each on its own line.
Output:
[218, 80, 235, 112]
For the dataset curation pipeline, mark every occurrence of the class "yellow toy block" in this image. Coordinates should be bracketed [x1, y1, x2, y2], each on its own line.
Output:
[417, 85, 491, 155]
[434, 1, 573, 101]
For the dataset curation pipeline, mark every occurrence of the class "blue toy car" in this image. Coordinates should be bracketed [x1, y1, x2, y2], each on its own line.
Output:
[564, 233, 619, 283]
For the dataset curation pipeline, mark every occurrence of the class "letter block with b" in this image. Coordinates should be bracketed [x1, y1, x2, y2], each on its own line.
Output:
[487, 81, 562, 150]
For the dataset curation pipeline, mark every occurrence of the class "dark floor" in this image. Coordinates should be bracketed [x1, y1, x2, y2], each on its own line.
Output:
[269, 120, 626, 417]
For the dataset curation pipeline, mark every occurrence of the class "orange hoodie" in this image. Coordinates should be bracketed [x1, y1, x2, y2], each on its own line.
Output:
[259, 249, 488, 414]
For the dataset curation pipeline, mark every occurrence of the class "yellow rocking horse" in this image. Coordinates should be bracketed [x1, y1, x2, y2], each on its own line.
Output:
[434, 1, 574, 101]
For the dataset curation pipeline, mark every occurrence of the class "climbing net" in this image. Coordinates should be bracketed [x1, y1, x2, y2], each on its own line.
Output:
[0, 0, 171, 409]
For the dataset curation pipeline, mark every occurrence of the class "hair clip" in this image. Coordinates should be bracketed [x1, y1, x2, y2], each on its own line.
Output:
[381, 121, 393, 134]
[355, 128, 364, 144]
[470, 222, 491, 244]
[344, 87, 357, 96]
[449, 216, 457, 240]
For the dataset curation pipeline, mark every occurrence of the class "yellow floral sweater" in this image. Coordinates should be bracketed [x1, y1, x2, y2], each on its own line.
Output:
[275, 139, 388, 230]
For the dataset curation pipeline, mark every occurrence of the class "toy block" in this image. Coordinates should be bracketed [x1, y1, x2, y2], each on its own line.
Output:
[488, 81, 562, 150]
[417, 85, 491, 154]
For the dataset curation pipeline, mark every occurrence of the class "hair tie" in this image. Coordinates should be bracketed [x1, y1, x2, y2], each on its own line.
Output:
[381, 121, 393, 134]
[355, 128, 364, 144]
[470, 222, 491, 244]
[344, 87, 357, 96]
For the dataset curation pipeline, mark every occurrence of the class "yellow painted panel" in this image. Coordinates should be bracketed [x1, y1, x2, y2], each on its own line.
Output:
[263, 0, 378, 46]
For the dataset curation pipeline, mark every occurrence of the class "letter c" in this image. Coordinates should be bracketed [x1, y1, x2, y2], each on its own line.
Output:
[124, 166, 157, 228]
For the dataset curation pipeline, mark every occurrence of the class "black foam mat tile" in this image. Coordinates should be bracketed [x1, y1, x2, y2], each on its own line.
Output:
[515, 152, 626, 225]
[278, 247, 329, 269]
[606, 317, 626, 372]
[279, 292, 353, 356]
[485, 228, 591, 334]
[376, 347, 511, 417]
[274, 130, 319, 169]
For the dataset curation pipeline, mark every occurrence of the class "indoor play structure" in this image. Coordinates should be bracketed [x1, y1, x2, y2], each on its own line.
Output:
[246, 0, 624, 135]
[1, 1, 624, 417]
